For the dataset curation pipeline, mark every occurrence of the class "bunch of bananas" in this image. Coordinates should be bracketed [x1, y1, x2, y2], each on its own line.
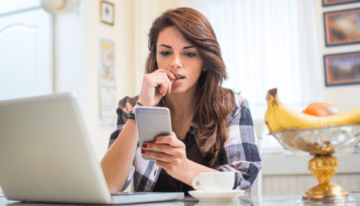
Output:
[264, 88, 360, 133]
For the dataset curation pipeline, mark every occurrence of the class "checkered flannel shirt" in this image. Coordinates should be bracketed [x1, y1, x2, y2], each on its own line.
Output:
[108, 92, 262, 195]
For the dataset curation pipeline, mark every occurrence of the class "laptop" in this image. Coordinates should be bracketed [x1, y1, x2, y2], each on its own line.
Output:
[0, 92, 184, 204]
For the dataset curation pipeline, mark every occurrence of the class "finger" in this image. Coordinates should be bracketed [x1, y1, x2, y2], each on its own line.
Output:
[155, 68, 176, 80]
[164, 70, 176, 81]
[156, 82, 169, 96]
[141, 149, 173, 163]
[151, 80, 167, 96]
[153, 69, 174, 94]
[142, 142, 170, 153]
[152, 73, 172, 96]
[154, 132, 184, 148]
[142, 74, 163, 96]
[163, 70, 175, 94]
[159, 71, 173, 94]
[142, 142, 185, 158]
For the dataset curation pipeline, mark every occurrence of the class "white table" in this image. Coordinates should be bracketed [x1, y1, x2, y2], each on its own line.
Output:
[0, 192, 359, 206]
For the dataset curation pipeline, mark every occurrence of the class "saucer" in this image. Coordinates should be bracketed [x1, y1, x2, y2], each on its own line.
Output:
[194, 199, 241, 206]
[188, 190, 245, 201]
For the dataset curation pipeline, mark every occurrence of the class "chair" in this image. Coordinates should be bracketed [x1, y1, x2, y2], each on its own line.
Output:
[251, 119, 264, 198]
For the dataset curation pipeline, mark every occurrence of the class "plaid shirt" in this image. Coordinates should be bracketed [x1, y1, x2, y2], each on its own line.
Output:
[109, 92, 262, 195]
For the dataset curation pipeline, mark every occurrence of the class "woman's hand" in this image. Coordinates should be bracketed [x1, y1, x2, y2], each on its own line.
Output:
[141, 132, 190, 180]
[138, 68, 176, 106]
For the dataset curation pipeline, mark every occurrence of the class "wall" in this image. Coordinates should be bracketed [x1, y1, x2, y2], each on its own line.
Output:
[82, 0, 137, 161]
[55, 0, 135, 161]
[314, 1, 360, 112]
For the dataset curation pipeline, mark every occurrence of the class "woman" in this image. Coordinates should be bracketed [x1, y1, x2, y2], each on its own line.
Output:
[101, 7, 262, 196]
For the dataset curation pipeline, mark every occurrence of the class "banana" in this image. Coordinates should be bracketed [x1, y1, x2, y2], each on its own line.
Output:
[265, 88, 360, 133]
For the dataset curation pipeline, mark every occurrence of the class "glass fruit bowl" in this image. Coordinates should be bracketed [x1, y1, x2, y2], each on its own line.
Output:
[271, 124, 360, 156]
[270, 124, 360, 204]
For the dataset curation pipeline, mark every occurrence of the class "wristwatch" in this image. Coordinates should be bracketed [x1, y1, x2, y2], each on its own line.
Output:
[127, 111, 135, 120]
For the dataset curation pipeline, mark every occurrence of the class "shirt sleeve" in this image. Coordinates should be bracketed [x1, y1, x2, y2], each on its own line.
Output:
[215, 95, 262, 194]
[108, 96, 137, 191]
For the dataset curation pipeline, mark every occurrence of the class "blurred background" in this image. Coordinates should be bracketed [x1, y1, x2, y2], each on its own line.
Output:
[0, 0, 359, 196]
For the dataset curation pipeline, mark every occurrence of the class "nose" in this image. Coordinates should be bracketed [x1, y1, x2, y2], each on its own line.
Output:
[171, 53, 182, 69]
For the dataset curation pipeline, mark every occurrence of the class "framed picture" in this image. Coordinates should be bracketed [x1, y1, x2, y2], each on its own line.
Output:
[324, 51, 360, 87]
[322, 0, 360, 7]
[100, 0, 114, 26]
[323, 8, 360, 47]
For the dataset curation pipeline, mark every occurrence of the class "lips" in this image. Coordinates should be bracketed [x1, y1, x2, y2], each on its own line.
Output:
[173, 73, 185, 80]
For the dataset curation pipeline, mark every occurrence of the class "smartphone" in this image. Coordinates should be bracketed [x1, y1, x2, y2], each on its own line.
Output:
[135, 106, 172, 161]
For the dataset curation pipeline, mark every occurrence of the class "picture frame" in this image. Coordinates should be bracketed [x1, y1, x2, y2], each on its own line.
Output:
[323, 8, 360, 47]
[100, 0, 114, 26]
[324, 51, 360, 87]
[322, 0, 360, 7]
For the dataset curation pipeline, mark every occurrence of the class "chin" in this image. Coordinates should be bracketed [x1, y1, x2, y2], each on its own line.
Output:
[169, 87, 185, 94]
[169, 89, 183, 94]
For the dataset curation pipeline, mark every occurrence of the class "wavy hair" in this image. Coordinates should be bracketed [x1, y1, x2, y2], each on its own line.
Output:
[146, 7, 235, 165]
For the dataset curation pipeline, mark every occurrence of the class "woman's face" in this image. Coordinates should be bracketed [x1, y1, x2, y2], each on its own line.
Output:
[156, 26, 203, 94]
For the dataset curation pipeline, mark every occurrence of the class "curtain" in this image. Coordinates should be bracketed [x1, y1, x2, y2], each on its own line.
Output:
[178, 0, 322, 154]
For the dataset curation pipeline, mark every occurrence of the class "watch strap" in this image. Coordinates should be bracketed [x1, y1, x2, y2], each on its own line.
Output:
[127, 111, 135, 120]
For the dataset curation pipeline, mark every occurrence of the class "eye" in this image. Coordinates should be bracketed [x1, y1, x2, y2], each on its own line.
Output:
[160, 51, 171, 56]
[185, 52, 196, 57]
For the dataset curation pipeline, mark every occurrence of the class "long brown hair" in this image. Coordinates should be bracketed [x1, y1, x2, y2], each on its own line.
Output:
[146, 7, 235, 165]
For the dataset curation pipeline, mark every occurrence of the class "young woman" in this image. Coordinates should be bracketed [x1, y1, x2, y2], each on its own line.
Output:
[101, 7, 262, 196]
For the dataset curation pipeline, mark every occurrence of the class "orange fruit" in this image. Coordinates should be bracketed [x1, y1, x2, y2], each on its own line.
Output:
[302, 102, 341, 117]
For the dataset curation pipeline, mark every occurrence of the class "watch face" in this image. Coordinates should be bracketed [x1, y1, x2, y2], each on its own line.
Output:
[49, 0, 66, 11]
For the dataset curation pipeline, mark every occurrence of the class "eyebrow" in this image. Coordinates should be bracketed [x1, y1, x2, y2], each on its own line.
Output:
[158, 44, 195, 49]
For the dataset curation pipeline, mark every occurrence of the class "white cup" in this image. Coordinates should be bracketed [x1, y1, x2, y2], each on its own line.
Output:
[192, 172, 235, 192]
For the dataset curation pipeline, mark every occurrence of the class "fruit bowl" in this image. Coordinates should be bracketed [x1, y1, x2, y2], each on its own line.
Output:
[271, 124, 360, 155]
[270, 124, 360, 204]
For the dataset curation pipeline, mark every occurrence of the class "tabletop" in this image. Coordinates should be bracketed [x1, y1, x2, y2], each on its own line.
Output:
[0, 193, 359, 206]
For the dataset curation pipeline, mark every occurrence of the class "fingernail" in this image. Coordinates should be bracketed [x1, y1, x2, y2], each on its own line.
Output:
[153, 138, 156, 142]
[141, 150, 145, 154]
[142, 144, 147, 148]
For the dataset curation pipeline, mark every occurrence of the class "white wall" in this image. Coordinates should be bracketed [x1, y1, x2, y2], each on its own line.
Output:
[54, 0, 134, 160]
[314, 1, 360, 112]
[82, 0, 137, 161]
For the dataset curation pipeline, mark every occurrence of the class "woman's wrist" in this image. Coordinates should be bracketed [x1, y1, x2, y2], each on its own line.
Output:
[127, 110, 136, 120]
[127, 101, 145, 120]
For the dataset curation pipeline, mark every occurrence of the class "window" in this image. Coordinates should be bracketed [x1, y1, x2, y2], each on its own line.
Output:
[179, 0, 322, 154]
